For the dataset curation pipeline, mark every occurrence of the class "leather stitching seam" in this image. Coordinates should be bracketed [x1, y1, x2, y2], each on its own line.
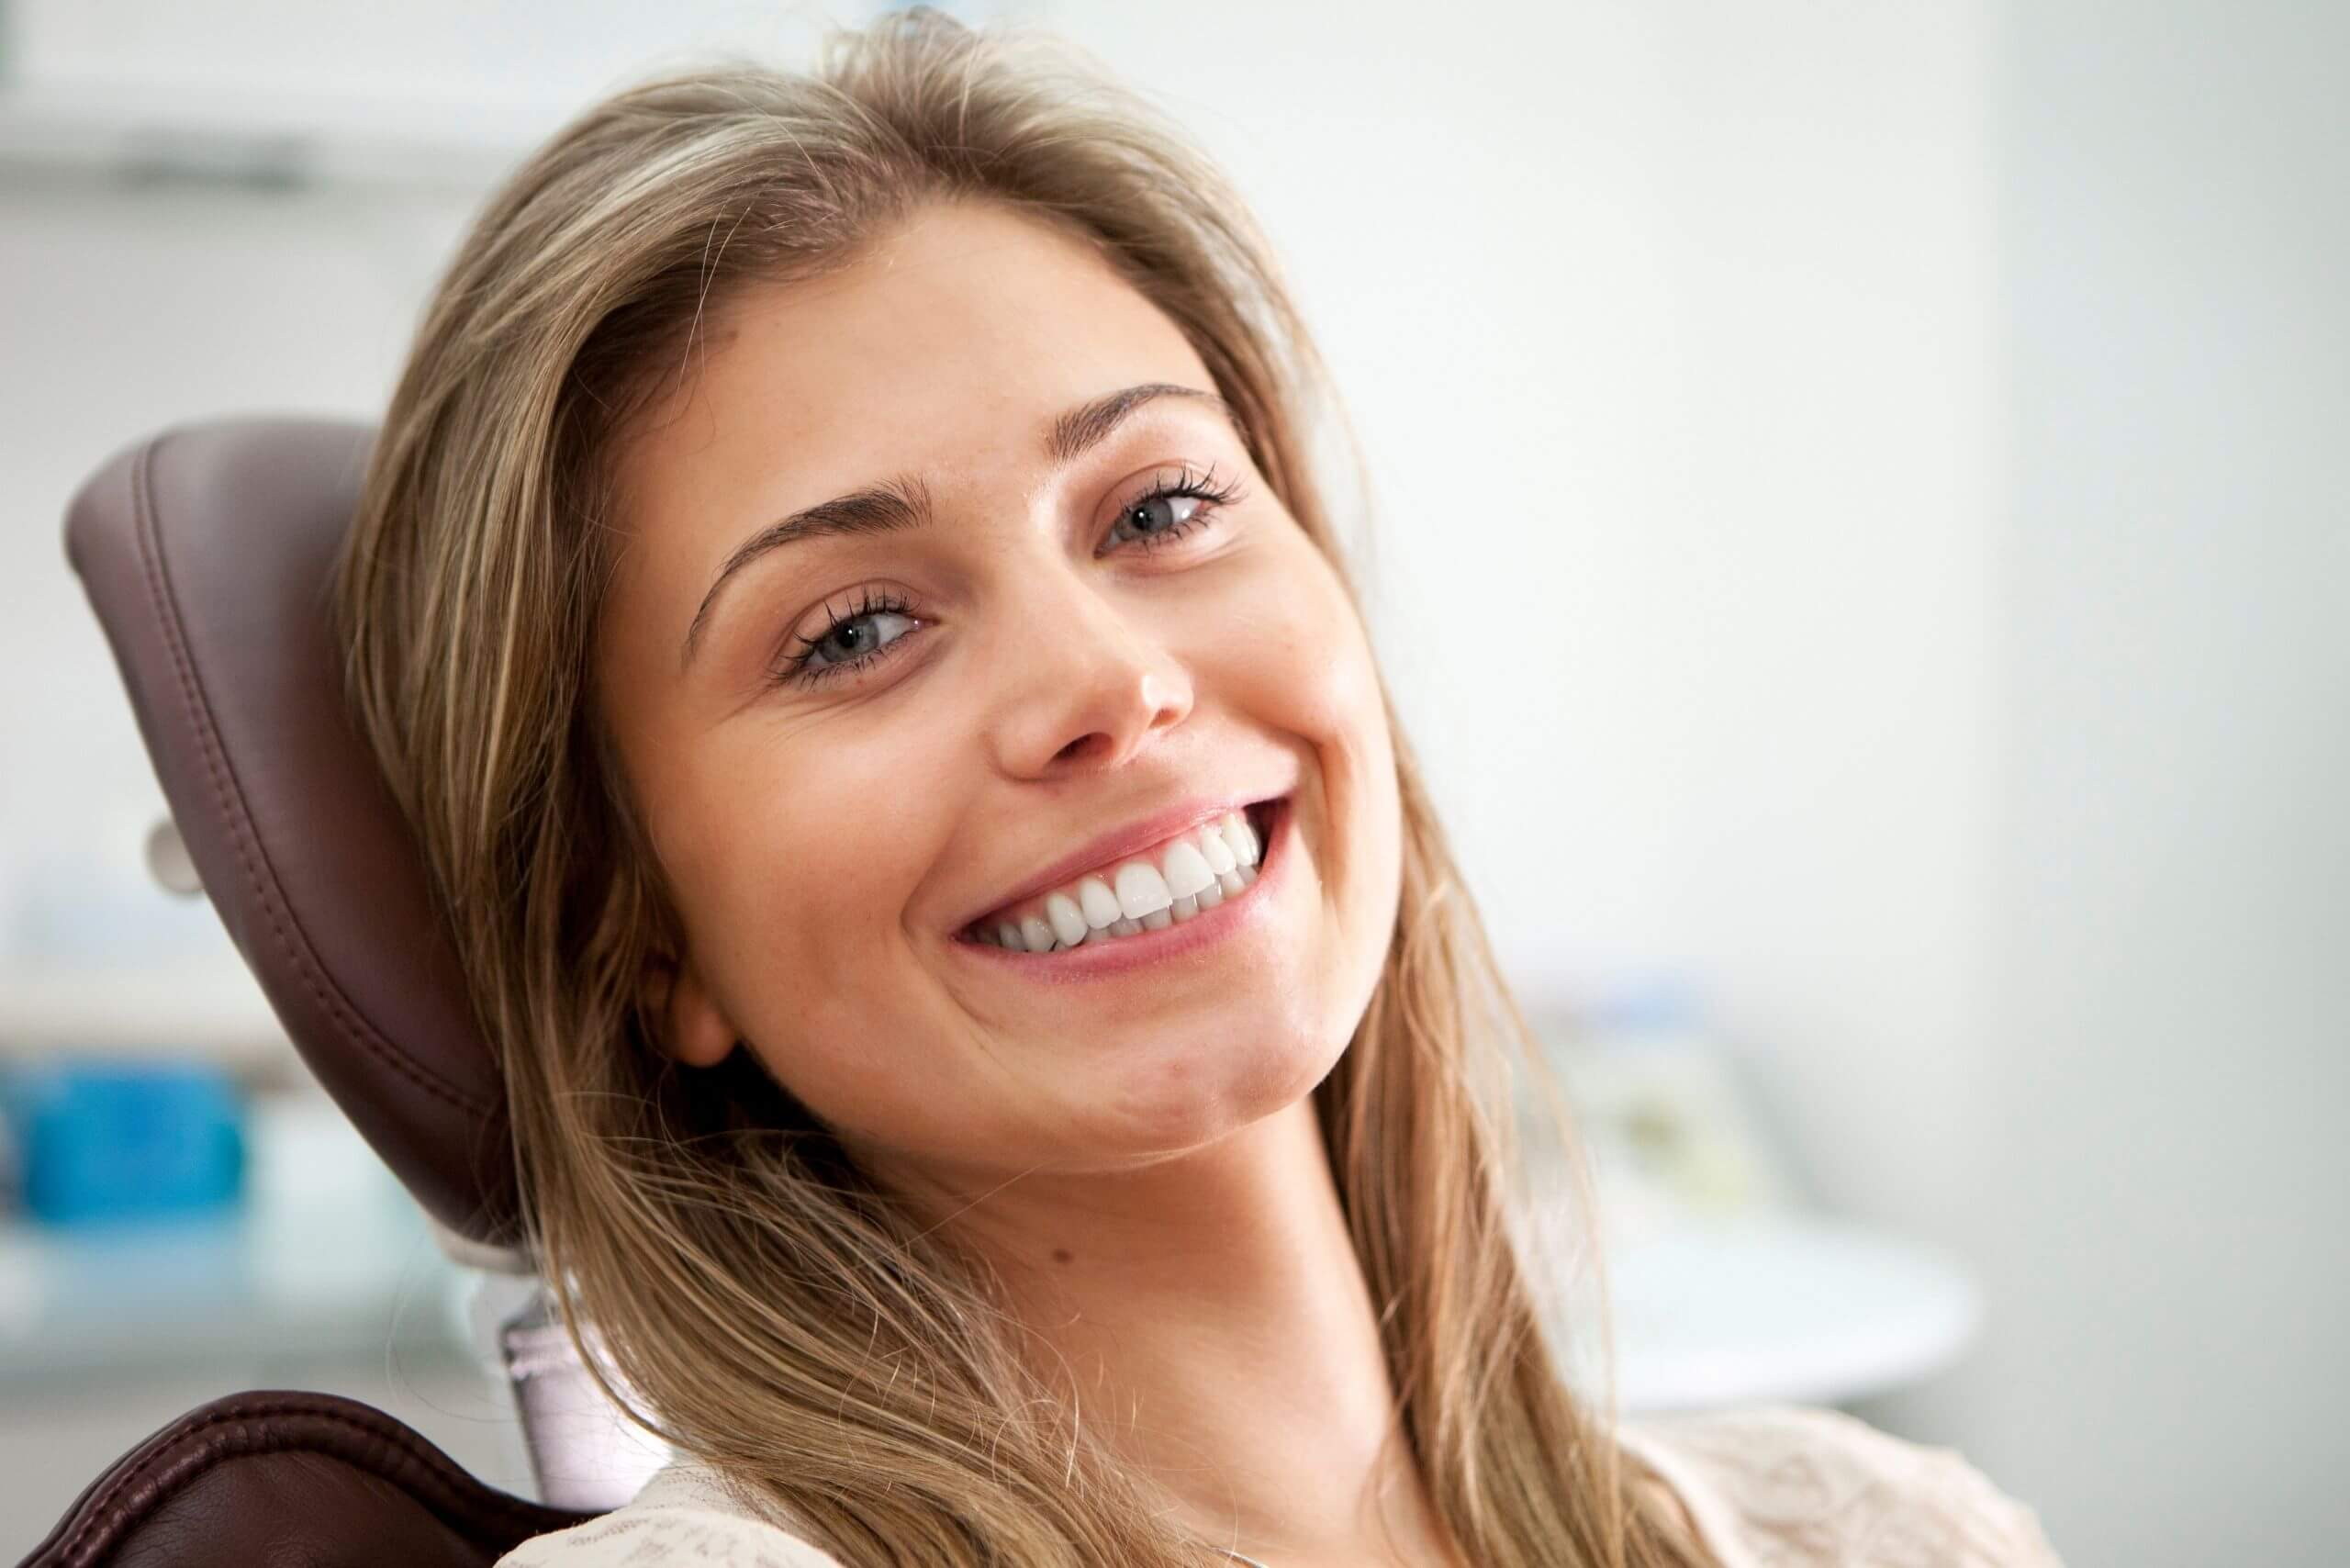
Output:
[47, 1394, 582, 1565]
[129, 433, 491, 1118]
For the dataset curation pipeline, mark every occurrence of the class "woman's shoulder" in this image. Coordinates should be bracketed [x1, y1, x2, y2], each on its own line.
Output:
[497, 1406, 2062, 1567]
[495, 1459, 842, 1568]
[1617, 1404, 2062, 1567]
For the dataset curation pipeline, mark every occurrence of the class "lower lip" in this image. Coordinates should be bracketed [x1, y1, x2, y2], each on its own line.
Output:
[949, 800, 1291, 983]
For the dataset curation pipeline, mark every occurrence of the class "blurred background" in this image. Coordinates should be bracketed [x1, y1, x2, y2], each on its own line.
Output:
[1, 0, 2343, 1562]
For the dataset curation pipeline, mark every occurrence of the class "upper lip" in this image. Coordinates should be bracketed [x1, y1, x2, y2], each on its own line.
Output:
[953, 792, 1280, 933]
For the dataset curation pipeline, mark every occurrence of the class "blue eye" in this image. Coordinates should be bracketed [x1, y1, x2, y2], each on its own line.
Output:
[774, 588, 920, 687]
[806, 607, 915, 667]
[1099, 464, 1246, 555]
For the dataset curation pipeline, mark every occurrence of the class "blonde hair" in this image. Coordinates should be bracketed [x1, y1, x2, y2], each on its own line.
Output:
[335, 9, 1709, 1565]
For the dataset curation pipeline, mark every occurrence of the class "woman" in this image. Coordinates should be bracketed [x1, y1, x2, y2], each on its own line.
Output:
[336, 10, 2058, 1566]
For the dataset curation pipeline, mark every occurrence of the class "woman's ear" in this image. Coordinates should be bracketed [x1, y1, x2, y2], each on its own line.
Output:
[639, 946, 740, 1069]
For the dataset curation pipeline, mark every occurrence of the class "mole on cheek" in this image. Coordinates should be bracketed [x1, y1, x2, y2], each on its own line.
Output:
[1051, 1248, 1074, 1264]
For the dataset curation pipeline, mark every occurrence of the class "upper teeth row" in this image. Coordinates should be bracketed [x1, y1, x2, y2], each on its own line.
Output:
[973, 810, 1264, 952]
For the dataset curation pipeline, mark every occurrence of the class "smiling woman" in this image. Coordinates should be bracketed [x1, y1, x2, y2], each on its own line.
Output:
[330, 8, 2053, 1568]
[588, 194, 1398, 1189]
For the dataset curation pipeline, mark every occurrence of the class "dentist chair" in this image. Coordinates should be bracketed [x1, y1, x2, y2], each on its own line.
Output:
[22, 419, 653, 1566]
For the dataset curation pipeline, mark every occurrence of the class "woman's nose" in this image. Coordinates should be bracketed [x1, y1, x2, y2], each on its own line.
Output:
[986, 567, 1194, 778]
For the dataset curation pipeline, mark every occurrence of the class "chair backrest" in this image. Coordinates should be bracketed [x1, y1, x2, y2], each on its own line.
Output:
[18, 1390, 590, 1568]
[50, 420, 673, 1548]
[62, 419, 519, 1246]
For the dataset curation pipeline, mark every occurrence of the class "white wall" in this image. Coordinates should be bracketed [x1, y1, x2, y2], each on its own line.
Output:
[1946, 3, 2350, 1562]
[0, 181, 479, 972]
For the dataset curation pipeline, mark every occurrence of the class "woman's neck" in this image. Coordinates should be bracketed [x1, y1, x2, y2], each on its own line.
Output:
[885, 1099, 1457, 1566]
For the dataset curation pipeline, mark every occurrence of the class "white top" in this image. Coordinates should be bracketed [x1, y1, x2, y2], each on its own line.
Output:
[496, 1404, 2062, 1566]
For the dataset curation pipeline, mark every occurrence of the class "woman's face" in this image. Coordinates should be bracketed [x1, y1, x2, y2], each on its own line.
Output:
[595, 199, 1401, 1186]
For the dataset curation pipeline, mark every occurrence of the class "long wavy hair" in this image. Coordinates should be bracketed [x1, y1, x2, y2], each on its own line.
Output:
[335, 10, 1708, 1566]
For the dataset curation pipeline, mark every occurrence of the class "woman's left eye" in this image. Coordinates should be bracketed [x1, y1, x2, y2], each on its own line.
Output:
[1099, 465, 1246, 555]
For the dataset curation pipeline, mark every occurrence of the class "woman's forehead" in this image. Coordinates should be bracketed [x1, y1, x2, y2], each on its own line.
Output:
[631, 202, 1209, 494]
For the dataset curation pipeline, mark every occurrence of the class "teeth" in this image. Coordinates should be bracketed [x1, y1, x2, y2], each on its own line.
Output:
[1113, 860, 1173, 919]
[1046, 892, 1090, 946]
[968, 803, 1274, 955]
[1160, 840, 1215, 900]
[1194, 824, 1237, 876]
[1220, 812, 1260, 868]
[1076, 876, 1123, 929]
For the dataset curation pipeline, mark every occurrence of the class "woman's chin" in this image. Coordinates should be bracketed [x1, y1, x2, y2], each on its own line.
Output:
[1070, 1020, 1345, 1156]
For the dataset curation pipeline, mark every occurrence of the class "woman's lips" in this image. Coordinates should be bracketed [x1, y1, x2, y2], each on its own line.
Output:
[955, 798, 1287, 973]
[957, 798, 1281, 944]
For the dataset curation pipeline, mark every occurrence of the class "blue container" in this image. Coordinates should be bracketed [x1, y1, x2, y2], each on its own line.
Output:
[0, 1059, 246, 1225]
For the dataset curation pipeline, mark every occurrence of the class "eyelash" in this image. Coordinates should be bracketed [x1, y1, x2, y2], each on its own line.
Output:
[1095, 462, 1246, 558]
[770, 465, 1248, 689]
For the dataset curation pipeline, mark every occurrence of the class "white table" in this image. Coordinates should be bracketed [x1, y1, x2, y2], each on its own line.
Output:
[1607, 1214, 1981, 1413]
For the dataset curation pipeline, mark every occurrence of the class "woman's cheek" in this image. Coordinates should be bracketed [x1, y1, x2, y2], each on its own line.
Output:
[1274, 545, 1402, 936]
[1229, 537, 1387, 759]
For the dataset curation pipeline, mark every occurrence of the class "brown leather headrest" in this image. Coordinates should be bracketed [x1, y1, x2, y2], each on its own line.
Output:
[64, 419, 520, 1245]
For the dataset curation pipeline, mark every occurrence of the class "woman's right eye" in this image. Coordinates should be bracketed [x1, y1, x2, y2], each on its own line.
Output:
[773, 588, 923, 688]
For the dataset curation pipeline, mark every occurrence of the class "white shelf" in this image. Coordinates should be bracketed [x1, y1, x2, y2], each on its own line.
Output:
[0, 77, 553, 189]
[0, 961, 290, 1064]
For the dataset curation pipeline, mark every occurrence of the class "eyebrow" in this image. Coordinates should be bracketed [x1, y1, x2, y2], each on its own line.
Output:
[677, 381, 1241, 669]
